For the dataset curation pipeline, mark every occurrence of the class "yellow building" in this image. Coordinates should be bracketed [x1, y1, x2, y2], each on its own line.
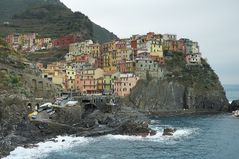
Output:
[125, 61, 136, 73]
[89, 43, 101, 58]
[52, 72, 66, 89]
[41, 62, 66, 89]
[102, 41, 116, 52]
[103, 51, 117, 72]
[97, 77, 104, 93]
[66, 65, 76, 90]
[149, 39, 164, 58]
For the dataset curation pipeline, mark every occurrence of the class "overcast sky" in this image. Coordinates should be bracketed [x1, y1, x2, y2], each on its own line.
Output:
[61, 0, 239, 84]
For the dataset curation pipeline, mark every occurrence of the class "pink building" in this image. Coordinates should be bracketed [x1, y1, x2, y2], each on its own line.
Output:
[118, 60, 126, 73]
[75, 54, 89, 63]
[36, 62, 44, 70]
[75, 68, 104, 94]
[114, 74, 139, 97]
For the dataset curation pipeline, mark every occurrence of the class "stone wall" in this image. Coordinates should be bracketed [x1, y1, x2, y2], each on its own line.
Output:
[0, 64, 62, 98]
[135, 69, 164, 80]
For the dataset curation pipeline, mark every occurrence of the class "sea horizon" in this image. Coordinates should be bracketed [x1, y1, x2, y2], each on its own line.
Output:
[223, 84, 239, 102]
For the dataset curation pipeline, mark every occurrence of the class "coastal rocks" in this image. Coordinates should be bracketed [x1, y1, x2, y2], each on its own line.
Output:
[0, 92, 153, 158]
[51, 106, 82, 126]
[112, 106, 155, 136]
[232, 110, 239, 117]
[127, 79, 228, 114]
[0, 93, 38, 158]
[229, 100, 239, 112]
[115, 120, 153, 136]
[163, 128, 177, 136]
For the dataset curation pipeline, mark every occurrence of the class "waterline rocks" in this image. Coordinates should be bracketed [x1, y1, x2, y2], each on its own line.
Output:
[229, 100, 239, 112]
[162, 128, 177, 136]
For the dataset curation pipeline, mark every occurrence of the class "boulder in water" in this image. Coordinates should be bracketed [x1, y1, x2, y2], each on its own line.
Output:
[163, 128, 177, 136]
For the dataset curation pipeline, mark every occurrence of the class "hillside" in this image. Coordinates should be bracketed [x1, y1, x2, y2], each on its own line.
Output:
[0, 0, 118, 43]
[0, 0, 63, 22]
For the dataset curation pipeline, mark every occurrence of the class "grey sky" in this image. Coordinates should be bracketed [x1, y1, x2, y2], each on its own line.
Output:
[61, 0, 239, 84]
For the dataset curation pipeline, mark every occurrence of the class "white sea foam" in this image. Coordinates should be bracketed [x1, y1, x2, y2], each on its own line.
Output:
[103, 126, 199, 144]
[103, 134, 144, 141]
[3, 136, 92, 159]
[4, 126, 199, 159]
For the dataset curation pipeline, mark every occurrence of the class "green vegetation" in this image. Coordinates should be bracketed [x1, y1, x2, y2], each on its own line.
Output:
[92, 23, 118, 43]
[0, 71, 22, 90]
[0, 0, 118, 43]
[0, 39, 27, 68]
[0, 0, 63, 22]
[27, 47, 68, 65]
[0, 39, 20, 59]
[165, 52, 221, 91]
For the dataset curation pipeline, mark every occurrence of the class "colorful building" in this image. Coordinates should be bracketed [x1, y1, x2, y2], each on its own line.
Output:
[114, 73, 139, 97]
[52, 35, 77, 47]
[41, 62, 66, 89]
[65, 65, 76, 90]
[148, 39, 164, 58]
[89, 43, 101, 58]
[163, 34, 177, 41]
[103, 71, 120, 93]
[185, 53, 202, 65]
[76, 68, 104, 94]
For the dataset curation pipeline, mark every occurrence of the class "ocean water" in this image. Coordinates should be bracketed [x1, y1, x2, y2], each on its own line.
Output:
[4, 84, 239, 159]
[223, 84, 239, 102]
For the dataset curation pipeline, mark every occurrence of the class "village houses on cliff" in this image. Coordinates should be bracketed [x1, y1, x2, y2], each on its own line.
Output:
[5, 32, 202, 96]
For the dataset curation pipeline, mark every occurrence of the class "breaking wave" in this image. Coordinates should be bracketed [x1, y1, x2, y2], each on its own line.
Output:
[4, 124, 199, 159]
[104, 126, 199, 144]
[3, 136, 92, 159]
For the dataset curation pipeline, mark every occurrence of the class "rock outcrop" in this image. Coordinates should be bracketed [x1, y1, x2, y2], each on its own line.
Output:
[127, 79, 228, 114]
[126, 58, 229, 114]
[0, 92, 42, 157]
[229, 100, 239, 112]
[163, 128, 177, 136]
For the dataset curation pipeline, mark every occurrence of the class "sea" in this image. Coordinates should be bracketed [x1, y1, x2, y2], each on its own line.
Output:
[4, 84, 239, 159]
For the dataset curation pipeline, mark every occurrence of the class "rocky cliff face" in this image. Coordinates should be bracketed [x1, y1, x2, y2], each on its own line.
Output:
[127, 79, 228, 114]
[126, 54, 229, 114]
[0, 92, 44, 157]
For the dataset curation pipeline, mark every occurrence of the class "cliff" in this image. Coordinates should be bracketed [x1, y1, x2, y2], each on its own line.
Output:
[126, 53, 228, 114]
